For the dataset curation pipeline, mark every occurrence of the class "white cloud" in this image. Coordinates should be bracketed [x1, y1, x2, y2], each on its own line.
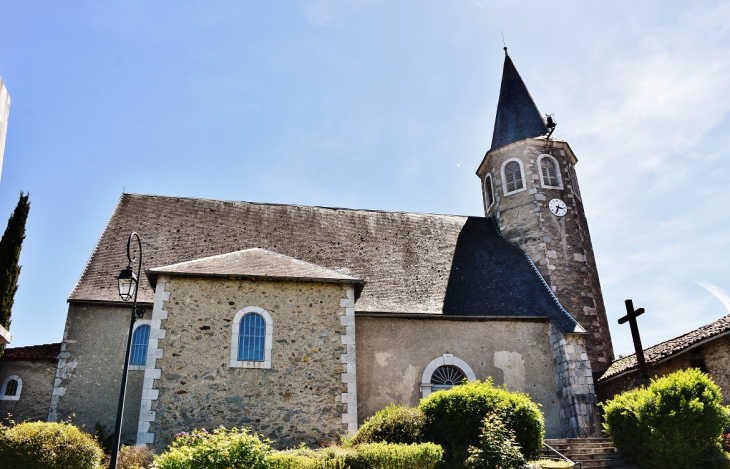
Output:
[697, 281, 730, 314]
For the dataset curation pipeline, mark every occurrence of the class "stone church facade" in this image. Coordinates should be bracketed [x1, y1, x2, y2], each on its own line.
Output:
[2, 52, 613, 451]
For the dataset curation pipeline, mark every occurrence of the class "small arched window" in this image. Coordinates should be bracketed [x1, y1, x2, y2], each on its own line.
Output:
[504, 161, 524, 193]
[0, 375, 22, 401]
[431, 365, 467, 392]
[4, 379, 18, 396]
[239, 313, 266, 361]
[130, 325, 150, 366]
[483, 174, 495, 210]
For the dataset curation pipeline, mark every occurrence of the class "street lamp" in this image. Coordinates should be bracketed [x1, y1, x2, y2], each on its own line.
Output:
[110, 232, 146, 469]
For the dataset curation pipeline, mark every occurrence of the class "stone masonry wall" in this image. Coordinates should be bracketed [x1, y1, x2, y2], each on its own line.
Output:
[0, 358, 56, 423]
[550, 324, 600, 437]
[597, 334, 730, 405]
[147, 277, 351, 452]
[478, 138, 614, 375]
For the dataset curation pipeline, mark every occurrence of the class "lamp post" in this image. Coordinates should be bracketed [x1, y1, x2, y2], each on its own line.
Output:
[110, 232, 146, 469]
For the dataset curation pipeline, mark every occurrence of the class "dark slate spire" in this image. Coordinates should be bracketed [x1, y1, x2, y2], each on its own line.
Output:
[490, 49, 548, 150]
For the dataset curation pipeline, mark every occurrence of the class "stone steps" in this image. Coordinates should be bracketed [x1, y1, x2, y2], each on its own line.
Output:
[542, 438, 640, 469]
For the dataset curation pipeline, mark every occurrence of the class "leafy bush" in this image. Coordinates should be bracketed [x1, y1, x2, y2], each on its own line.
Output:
[268, 442, 443, 469]
[0, 420, 104, 469]
[465, 413, 528, 469]
[153, 426, 270, 469]
[418, 379, 544, 468]
[350, 404, 426, 445]
[601, 368, 730, 469]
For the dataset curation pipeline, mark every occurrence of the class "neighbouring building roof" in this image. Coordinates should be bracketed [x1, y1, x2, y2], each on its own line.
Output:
[3, 343, 62, 360]
[598, 313, 730, 382]
[69, 193, 580, 332]
[147, 248, 365, 288]
[491, 51, 548, 150]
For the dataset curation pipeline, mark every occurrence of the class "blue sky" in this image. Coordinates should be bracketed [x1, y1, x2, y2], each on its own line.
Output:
[0, 1, 728, 358]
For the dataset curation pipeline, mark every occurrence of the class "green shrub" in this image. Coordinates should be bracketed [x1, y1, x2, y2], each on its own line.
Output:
[0, 420, 104, 469]
[350, 404, 426, 445]
[601, 368, 730, 469]
[268, 442, 443, 469]
[465, 413, 528, 469]
[153, 426, 270, 469]
[418, 379, 544, 468]
[116, 444, 154, 469]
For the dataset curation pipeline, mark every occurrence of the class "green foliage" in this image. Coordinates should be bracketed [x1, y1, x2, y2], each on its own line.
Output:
[601, 368, 730, 469]
[0, 420, 104, 469]
[418, 379, 544, 468]
[349, 403, 426, 445]
[0, 192, 30, 358]
[268, 442, 443, 469]
[153, 426, 271, 469]
[465, 413, 528, 469]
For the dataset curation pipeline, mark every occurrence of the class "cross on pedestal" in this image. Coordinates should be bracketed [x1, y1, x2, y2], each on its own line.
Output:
[618, 299, 651, 386]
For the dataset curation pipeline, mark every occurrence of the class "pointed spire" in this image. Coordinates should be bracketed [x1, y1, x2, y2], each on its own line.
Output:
[490, 50, 548, 150]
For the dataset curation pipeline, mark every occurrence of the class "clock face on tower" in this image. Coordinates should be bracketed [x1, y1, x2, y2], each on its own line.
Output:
[548, 198, 568, 217]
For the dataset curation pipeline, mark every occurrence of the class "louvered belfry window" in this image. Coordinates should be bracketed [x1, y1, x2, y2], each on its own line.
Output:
[5, 379, 18, 396]
[239, 313, 266, 361]
[541, 158, 559, 187]
[505, 161, 523, 193]
[485, 175, 494, 207]
[130, 325, 151, 366]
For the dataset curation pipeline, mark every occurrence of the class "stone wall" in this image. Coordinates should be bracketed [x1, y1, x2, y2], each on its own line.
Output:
[0, 358, 56, 423]
[355, 316, 563, 438]
[476, 138, 614, 375]
[49, 303, 147, 444]
[597, 334, 730, 405]
[147, 276, 351, 452]
[549, 325, 600, 437]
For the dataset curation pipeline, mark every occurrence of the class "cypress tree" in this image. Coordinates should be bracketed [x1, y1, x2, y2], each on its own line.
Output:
[0, 192, 30, 357]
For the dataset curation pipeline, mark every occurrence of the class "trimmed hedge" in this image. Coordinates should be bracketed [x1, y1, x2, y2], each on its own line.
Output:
[602, 368, 730, 469]
[268, 442, 443, 469]
[349, 404, 426, 445]
[153, 427, 270, 469]
[419, 379, 544, 468]
[0, 421, 104, 469]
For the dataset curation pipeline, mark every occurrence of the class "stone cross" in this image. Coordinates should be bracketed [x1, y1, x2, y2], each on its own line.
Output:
[618, 299, 650, 385]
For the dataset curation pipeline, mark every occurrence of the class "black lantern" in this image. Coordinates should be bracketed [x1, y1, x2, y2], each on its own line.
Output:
[117, 265, 137, 302]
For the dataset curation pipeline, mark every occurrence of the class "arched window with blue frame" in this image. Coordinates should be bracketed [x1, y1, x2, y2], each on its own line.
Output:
[130, 325, 151, 366]
[238, 313, 266, 361]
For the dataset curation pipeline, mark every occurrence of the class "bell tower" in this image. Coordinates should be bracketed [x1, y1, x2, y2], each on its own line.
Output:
[476, 50, 614, 375]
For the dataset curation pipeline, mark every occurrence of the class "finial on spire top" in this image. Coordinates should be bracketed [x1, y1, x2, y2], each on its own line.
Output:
[501, 31, 508, 56]
[504, 46, 508, 56]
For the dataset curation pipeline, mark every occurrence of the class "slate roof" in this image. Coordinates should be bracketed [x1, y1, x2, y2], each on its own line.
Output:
[147, 248, 365, 287]
[598, 313, 730, 382]
[69, 193, 580, 332]
[3, 343, 62, 360]
[491, 51, 548, 150]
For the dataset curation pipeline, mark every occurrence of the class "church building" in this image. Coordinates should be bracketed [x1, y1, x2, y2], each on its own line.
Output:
[1, 51, 614, 451]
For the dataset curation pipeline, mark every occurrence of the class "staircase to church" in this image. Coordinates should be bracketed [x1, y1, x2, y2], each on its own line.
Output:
[542, 438, 640, 469]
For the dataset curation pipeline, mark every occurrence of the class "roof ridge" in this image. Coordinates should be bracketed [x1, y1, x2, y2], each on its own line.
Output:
[121, 192, 475, 220]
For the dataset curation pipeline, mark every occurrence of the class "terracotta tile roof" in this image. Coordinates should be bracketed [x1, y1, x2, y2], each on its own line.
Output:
[68, 193, 580, 332]
[3, 343, 62, 360]
[598, 313, 730, 382]
[147, 248, 365, 286]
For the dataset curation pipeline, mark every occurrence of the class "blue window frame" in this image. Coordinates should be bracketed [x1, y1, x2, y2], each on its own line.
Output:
[130, 325, 151, 366]
[238, 313, 265, 361]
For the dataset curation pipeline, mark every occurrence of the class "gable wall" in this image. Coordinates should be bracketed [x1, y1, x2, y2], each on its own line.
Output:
[149, 277, 351, 451]
[355, 316, 562, 438]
